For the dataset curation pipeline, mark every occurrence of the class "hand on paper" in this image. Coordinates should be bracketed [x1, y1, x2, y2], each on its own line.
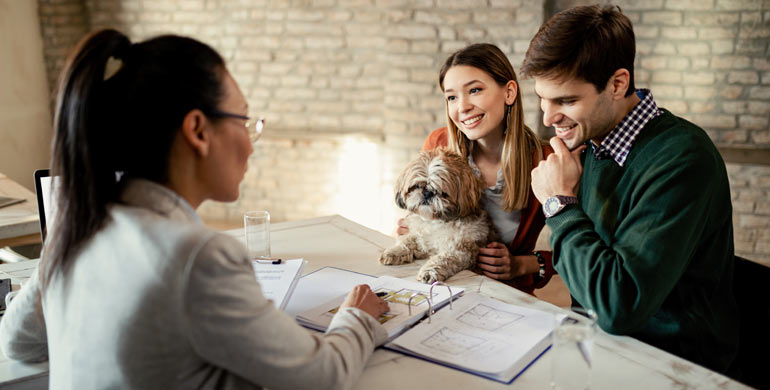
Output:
[477, 242, 536, 281]
[340, 284, 390, 320]
[531, 137, 586, 203]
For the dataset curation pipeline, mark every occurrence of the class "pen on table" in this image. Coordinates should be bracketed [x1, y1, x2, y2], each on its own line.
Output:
[255, 258, 282, 264]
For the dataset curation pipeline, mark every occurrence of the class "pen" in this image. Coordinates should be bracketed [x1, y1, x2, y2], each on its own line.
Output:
[255, 258, 282, 264]
[376, 292, 388, 297]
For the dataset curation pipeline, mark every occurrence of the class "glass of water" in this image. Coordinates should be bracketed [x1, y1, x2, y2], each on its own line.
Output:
[551, 307, 598, 390]
[244, 210, 271, 260]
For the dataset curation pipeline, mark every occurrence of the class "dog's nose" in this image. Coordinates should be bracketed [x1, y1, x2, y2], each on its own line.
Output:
[422, 189, 434, 202]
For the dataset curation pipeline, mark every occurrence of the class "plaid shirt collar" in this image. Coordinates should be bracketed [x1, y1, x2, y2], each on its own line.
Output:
[591, 89, 661, 166]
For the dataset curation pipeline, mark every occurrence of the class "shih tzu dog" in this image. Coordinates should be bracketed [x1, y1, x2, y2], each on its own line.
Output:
[379, 148, 497, 284]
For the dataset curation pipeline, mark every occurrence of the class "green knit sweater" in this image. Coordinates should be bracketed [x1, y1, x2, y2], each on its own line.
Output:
[547, 109, 738, 373]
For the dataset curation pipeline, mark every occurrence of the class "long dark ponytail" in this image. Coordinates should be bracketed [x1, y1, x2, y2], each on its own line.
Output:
[43, 29, 226, 286]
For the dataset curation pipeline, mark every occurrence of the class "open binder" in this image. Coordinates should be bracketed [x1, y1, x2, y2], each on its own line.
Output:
[286, 267, 554, 384]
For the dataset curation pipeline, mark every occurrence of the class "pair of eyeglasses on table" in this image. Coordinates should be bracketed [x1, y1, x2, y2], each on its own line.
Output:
[206, 110, 265, 143]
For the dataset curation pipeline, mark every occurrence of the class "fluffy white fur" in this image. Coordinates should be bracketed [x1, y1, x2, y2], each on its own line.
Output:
[379, 148, 497, 284]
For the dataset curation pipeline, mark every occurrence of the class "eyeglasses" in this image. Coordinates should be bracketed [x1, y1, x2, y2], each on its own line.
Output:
[206, 109, 264, 143]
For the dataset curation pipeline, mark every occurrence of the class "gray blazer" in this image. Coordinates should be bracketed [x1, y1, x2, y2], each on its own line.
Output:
[0, 179, 386, 389]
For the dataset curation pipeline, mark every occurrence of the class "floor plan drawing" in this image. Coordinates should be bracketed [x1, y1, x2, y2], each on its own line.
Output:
[456, 303, 523, 331]
[420, 327, 485, 355]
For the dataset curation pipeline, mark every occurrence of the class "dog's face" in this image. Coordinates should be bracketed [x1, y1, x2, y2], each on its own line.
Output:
[394, 148, 483, 221]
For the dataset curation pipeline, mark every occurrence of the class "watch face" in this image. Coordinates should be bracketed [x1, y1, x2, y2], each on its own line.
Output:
[544, 197, 560, 216]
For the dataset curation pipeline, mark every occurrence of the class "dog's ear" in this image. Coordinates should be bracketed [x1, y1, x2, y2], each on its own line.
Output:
[395, 191, 406, 209]
[454, 154, 483, 216]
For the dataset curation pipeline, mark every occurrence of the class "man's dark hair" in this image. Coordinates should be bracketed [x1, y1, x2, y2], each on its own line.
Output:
[521, 4, 636, 96]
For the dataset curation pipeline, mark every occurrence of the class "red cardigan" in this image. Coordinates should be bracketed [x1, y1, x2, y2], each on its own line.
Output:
[421, 128, 555, 294]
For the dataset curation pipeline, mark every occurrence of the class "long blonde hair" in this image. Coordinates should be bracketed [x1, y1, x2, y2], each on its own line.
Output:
[438, 43, 543, 211]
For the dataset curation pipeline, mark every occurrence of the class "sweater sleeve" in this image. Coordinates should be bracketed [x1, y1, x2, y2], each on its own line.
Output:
[0, 269, 48, 362]
[546, 142, 730, 334]
[182, 233, 387, 390]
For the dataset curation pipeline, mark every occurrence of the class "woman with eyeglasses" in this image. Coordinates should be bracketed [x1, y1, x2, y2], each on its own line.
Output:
[0, 29, 389, 389]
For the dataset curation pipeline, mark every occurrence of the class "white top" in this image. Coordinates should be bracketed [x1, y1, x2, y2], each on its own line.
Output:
[467, 154, 521, 244]
[0, 179, 387, 389]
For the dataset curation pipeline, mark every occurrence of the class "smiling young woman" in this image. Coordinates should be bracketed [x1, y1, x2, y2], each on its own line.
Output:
[412, 43, 555, 294]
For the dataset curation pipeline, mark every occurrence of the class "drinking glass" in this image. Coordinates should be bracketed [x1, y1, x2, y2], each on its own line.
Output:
[551, 307, 598, 390]
[244, 210, 271, 260]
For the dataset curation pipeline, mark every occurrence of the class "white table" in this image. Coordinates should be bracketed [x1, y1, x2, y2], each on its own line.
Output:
[0, 215, 751, 389]
[0, 173, 40, 248]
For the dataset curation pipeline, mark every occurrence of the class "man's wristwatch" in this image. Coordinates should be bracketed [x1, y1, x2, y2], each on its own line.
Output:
[543, 195, 578, 218]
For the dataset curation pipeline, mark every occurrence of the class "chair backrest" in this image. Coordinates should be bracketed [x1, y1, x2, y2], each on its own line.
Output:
[731, 256, 770, 389]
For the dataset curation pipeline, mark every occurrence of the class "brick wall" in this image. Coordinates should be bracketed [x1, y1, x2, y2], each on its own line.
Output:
[36, 0, 769, 264]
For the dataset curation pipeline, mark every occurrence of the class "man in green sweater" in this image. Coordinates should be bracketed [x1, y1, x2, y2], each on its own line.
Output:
[522, 5, 738, 374]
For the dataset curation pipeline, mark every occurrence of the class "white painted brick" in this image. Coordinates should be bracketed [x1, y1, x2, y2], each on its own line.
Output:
[614, 0, 665, 10]
[751, 130, 770, 144]
[457, 26, 485, 40]
[411, 40, 439, 54]
[711, 39, 735, 54]
[377, 0, 410, 7]
[748, 102, 770, 115]
[716, 0, 763, 10]
[661, 26, 697, 39]
[652, 42, 676, 55]
[305, 37, 344, 49]
[386, 25, 437, 39]
[438, 26, 456, 40]
[641, 56, 667, 70]
[689, 101, 715, 113]
[682, 72, 715, 85]
[711, 55, 751, 69]
[260, 63, 293, 75]
[749, 86, 770, 99]
[722, 101, 748, 114]
[474, 10, 514, 23]
[664, 0, 713, 10]
[685, 86, 717, 99]
[285, 22, 342, 35]
[385, 39, 409, 53]
[691, 113, 736, 128]
[286, 10, 324, 21]
[683, 11, 740, 25]
[739, 115, 770, 130]
[720, 129, 749, 143]
[720, 86, 744, 99]
[677, 41, 708, 57]
[736, 40, 766, 54]
[650, 84, 683, 98]
[642, 11, 682, 25]
[386, 10, 411, 23]
[652, 71, 681, 83]
[386, 54, 435, 68]
[727, 70, 759, 84]
[436, 0, 486, 9]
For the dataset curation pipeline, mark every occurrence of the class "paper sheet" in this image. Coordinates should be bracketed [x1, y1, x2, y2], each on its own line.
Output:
[252, 258, 306, 309]
[390, 292, 553, 374]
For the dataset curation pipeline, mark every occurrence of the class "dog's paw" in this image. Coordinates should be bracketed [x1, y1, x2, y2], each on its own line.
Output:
[417, 265, 446, 284]
[379, 246, 413, 265]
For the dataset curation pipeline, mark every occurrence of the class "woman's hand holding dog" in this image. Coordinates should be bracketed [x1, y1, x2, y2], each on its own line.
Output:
[396, 218, 409, 236]
[477, 242, 540, 280]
